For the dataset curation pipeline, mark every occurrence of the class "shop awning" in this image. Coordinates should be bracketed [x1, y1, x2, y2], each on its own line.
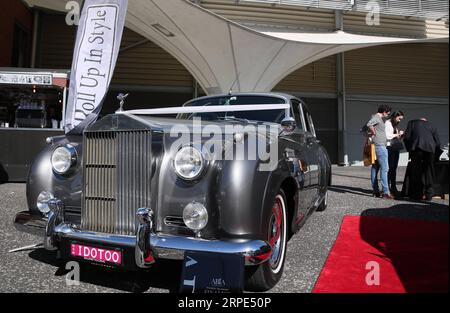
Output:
[25, 0, 448, 94]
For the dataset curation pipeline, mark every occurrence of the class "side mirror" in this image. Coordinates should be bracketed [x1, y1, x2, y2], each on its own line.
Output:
[281, 117, 296, 133]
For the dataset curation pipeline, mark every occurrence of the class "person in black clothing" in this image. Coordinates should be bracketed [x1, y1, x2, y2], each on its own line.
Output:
[402, 118, 441, 200]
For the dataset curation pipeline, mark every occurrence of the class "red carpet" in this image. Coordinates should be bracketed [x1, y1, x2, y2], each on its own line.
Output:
[313, 216, 449, 293]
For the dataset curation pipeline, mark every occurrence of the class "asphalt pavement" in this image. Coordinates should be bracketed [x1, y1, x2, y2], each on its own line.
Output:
[0, 166, 448, 293]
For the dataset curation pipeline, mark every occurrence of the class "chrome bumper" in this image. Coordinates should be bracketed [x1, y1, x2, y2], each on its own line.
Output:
[14, 201, 271, 267]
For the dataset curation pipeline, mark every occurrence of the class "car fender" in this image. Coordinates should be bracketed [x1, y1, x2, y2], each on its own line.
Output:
[26, 135, 82, 214]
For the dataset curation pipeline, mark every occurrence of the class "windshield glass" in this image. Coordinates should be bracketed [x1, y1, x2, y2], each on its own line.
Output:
[178, 95, 286, 123]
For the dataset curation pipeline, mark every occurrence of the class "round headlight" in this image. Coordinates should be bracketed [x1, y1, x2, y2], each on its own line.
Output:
[183, 202, 208, 231]
[51, 145, 76, 174]
[37, 191, 54, 214]
[174, 146, 204, 180]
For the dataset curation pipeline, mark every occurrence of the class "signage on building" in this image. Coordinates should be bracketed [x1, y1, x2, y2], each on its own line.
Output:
[0, 72, 53, 86]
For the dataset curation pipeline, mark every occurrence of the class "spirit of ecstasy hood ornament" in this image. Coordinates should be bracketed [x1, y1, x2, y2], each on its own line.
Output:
[116, 93, 129, 112]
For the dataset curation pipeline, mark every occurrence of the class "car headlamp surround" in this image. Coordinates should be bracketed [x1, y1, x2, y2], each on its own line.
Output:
[173, 146, 205, 180]
[51, 144, 77, 175]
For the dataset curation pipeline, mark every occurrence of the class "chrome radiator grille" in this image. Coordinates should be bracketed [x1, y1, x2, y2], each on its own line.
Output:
[82, 130, 152, 235]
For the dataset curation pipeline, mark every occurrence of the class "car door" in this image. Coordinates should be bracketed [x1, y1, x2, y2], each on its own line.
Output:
[282, 99, 312, 224]
[301, 103, 321, 207]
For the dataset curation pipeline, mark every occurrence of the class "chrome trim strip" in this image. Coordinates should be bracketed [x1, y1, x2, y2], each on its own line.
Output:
[149, 235, 271, 265]
[54, 223, 136, 247]
[164, 216, 187, 228]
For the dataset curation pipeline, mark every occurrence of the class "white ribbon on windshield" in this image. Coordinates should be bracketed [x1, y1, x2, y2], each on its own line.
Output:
[117, 103, 290, 115]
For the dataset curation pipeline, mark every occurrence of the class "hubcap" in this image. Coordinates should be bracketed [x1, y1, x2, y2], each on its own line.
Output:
[269, 196, 284, 271]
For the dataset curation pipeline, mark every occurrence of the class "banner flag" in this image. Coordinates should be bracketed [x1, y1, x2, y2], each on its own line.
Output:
[64, 0, 128, 134]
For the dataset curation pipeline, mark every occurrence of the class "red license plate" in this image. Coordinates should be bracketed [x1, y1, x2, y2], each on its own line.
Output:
[70, 243, 122, 265]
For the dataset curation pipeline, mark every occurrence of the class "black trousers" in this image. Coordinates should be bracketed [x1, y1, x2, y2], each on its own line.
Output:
[403, 149, 436, 200]
[387, 147, 400, 192]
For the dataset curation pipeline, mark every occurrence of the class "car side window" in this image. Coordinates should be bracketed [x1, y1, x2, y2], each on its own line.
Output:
[307, 113, 316, 137]
[291, 99, 304, 131]
[302, 104, 316, 137]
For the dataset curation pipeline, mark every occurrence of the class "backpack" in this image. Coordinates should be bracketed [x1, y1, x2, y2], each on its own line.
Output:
[360, 124, 372, 137]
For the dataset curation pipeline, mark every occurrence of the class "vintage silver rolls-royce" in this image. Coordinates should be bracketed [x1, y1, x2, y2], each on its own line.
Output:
[14, 92, 331, 291]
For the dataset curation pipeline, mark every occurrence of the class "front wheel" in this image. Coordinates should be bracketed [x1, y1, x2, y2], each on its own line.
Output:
[245, 190, 288, 291]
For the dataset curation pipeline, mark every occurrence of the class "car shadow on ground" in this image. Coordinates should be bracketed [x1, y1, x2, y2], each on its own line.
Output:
[329, 184, 437, 200]
[332, 173, 371, 181]
[360, 202, 449, 292]
[329, 185, 375, 197]
[28, 249, 182, 293]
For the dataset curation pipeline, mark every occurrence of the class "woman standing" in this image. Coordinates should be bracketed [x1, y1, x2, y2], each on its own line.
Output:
[386, 111, 405, 195]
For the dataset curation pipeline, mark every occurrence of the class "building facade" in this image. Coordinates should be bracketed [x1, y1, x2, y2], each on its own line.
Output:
[1, 0, 448, 166]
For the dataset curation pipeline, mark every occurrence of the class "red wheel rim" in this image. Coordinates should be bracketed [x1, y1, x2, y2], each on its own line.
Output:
[269, 196, 284, 271]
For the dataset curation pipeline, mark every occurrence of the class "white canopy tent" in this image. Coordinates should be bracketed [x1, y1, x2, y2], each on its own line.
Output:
[25, 0, 448, 94]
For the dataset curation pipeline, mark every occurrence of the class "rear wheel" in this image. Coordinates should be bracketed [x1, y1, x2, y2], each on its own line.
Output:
[245, 190, 288, 291]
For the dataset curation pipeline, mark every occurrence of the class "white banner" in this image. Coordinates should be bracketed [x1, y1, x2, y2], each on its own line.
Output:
[65, 0, 128, 134]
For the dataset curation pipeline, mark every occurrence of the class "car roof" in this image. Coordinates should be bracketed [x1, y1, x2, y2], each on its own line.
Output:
[182, 92, 301, 106]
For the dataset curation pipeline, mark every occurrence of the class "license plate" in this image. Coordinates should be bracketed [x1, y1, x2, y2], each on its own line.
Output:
[70, 243, 122, 265]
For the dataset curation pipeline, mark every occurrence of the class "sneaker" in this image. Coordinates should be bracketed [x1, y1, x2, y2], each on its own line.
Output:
[373, 191, 381, 198]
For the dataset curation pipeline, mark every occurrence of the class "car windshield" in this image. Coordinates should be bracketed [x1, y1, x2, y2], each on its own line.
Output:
[178, 95, 286, 123]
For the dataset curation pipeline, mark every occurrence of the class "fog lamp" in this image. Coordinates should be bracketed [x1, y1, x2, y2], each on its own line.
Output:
[37, 191, 54, 214]
[183, 202, 208, 231]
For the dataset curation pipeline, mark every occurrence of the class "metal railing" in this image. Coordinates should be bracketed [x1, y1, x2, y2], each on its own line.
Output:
[241, 0, 449, 20]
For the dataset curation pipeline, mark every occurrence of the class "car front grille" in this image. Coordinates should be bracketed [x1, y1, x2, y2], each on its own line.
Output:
[81, 130, 152, 235]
